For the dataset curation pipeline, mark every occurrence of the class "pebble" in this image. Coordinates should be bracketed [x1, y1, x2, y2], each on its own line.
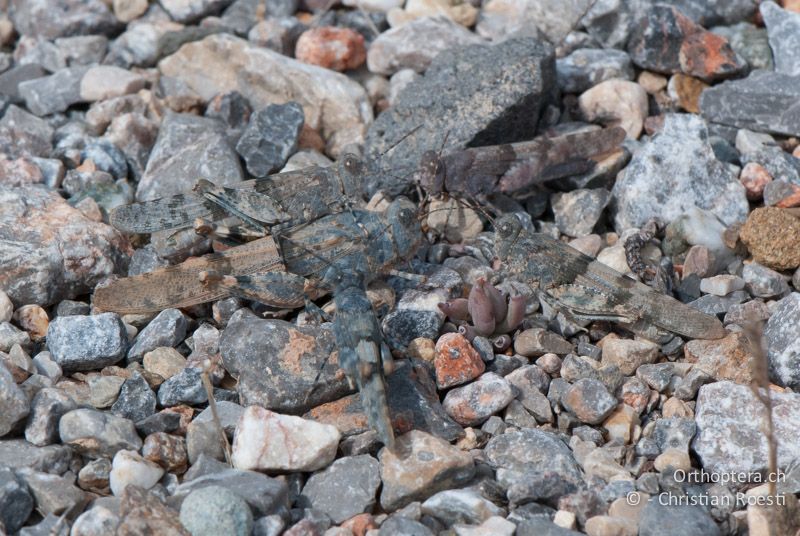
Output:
[600, 337, 659, 376]
[235, 101, 304, 178]
[180, 485, 253, 536]
[551, 188, 611, 237]
[378, 430, 475, 511]
[477, 0, 592, 44]
[88, 375, 125, 408]
[421, 488, 504, 526]
[434, 333, 485, 389]
[561, 378, 618, 425]
[760, 1, 800, 76]
[157, 367, 207, 407]
[765, 293, 800, 389]
[0, 361, 30, 436]
[388, 0, 478, 27]
[59, 408, 142, 458]
[71, 505, 120, 536]
[442, 372, 515, 426]
[0, 290, 11, 323]
[79, 66, 146, 102]
[578, 80, 648, 139]
[109, 371, 156, 422]
[637, 500, 720, 536]
[17, 469, 85, 516]
[454, 515, 516, 536]
[0, 467, 32, 533]
[143, 346, 187, 380]
[739, 162, 772, 201]
[683, 331, 757, 385]
[740, 207, 800, 271]
[295, 27, 366, 72]
[584, 515, 637, 536]
[116, 485, 187, 534]
[24, 387, 77, 447]
[126, 308, 188, 362]
[32, 352, 62, 382]
[602, 404, 639, 444]
[109, 449, 164, 496]
[699, 274, 745, 296]
[515, 328, 574, 357]
[232, 406, 340, 472]
[141, 432, 188, 473]
[556, 48, 634, 94]
[426, 198, 484, 242]
[113, 0, 149, 23]
[667, 74, 708, 114]
[298, 455, 381, 524]
[742, 262, 790, 298]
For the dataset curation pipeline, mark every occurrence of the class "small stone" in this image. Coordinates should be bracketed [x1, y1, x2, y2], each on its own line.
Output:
[113, 0, 149, 22]
[17, 66, 89, 116]
[160, 0, 233, 22]
[421, 488, 504, 526]
[109, 449, 164, 496]
[699, 274, 745, 296]
[17, 469, 85, 516]
[24, 387, 77, 446]
[442, 372, 515, 427]
[602, 404, 639, 444]
[0, 362, 30, 435]
[236, 102, 304, 178]
[637, 500, 720, 536]
[88, 374, 126, 408]
[32, 352, 61, 382]
[382, 309, 443, 350]
[684, 331, 757, 384]
[434, 333, 485, 389]
[514, 328, 574, 357]
[561, 378, 618, 425]
[556, 48, 634, 94]
[662, 397, 693, 419]
[71, 505, 120, 536]
[158, 367, 207, 407]
[740, 162, 773, 201]
[79, 66, 145, 102]
[454, 515, 516, 536]
[298, 455, 381, 524]
[180, 485, 253, 536]
[111, 370, 157, 422]
[578, 80, 648, 139]
[584, 515, 638, 536]
[760, 1, 800, 77]
[127, 309, 188, 362]
[0, 467, 33, 533]
[742, 262, 790, 298]
[379, 430, 475, 511]
[143, 347, 187, 380]
[636, 363, 675, 392]
[388, 0, 478, 27]
[116, 486, 188, 535]
[536, 353, 562, 374]
[78, 458, 111, 494]
[426, 198, 484, 242]
[551, 188, 611, 237]
[477, 0, 592, 44]
[0, 291, 12, 323]
[765, 293, 800, 389]
[600, 337, 659, 375]
[666, 74, 708, 114]
[46, 313, 128, 372]
[654, 448, 692, 473]
[59, 408, 142, 458]
[620, 377, 650, 414]
[232, 406, 340, 472]
[408, 338, 436, 362]
[723, 299, 771, 325]
[295, 27, 366, 72]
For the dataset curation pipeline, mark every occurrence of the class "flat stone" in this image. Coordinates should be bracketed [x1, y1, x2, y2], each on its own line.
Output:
[17, 469, 85, 516]
[298, 455, 381, 524]
[59, 408, 142, 458]
[232, 406, 340, 472]
[159, 34, 371, 157]
[699, 275, 745, 296]
[765, 293, 800, 389]
[442, 372, 515, 426]
[760, 1, 800, 76]
[136, 112, 243, 202]
[379, 430, 475, 511]
[179, 485, 253, 536]
[79, 66, 146, 102]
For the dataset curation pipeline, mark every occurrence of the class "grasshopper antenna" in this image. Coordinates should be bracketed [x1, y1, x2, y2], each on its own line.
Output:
[200, 362, 232, 465]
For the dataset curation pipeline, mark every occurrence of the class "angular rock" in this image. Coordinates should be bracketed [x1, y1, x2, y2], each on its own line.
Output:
[46, 313, 128, 373]
[477, 0, 594, 44]
[367, 16, 482, 75]
[88, 375, 125, 409]
[161, 0, 233, 23]
[18, 66, 89, 117]
[363, 37, 557, 196]
[111, 371, 157, 422]
[382, 309, 443, 350]
[10, 0, 120, 40]
[485, 429, 583, 487]
[638, 500, 720, 536]
[109, 449, 164, 496]
[765, 293, 800, 389]
[699, 274, 745, 296]
[434, 333, 485, 389]
[684, 331, 756, 385]
[551, 189, 611, 237]
[235, 102, 304, 177]
[79, 66, 146, 102]
[711, 22, 773, 72]
[126, 309, 187, 362]
[742, 262, 790, 298]
[611, 114, 748, 231]
[117, 486, 189, 535]
[71, 506, 120, 536]
[157, 367, 207, 407]
[556, 48, 634, 94]
[561, 378, 617, 425]
[652, 417, 696, 453]
[298, 455, 380, 524]
[578, 80, 647, 139]
[626, 5, 745, 81]
[232, 406, 340, 472]
[442, 372, 515, 426]
[59, 408, 142, 458]
[136, 112, 242, 201]
[0, 362, 29, 436]
[739, 207, 800, 271]
[601, 337, 659, 376]
[760, 1, 800, 76]
[0, 467, 34, 533]
[158, 34, 372, 157]
[17, 469, 85, 516]
[421, 488, 504, 526]
[699, 70, 800, 138]
[693, 381, 800, 473]
[180, 485, 253, 536]
[514, 328, 574, 357]
[143, 347, 186, 381]
[142, 432, 188, 473]
[24, 387, 76, 446]
[0, 105, 55, 159]
[379, 430, 475, 511]
[0, 440, 73, 475]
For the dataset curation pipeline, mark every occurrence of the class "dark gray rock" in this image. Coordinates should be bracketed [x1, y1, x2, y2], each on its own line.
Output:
[517, 518, 583, 536]
[235, 101, 303, 177]
[711, 22, 773, 72]
[700, 70, 800, 138]
[0, 467, 34, 534]
[298, 455, 380, 524]
[9, 0, 120, 40]
[0, 362, 29, 436]
[81, 139, 129, 180]
[24, 387, 77, 447]
[18, 67, 89, 116]
[135, 411, 182, 436]
[0, 322, 31, 353]
[17, 469, 85, 516]
[111, 371, 157, 422]
[638, 499, 720, 536]
[128, 246, 169, 277]
[179, 485, 253, 536]
[688, 290, 749, 315]
[378, 516, 434, 536]
[580, 0, 647, 50]
[220, 310, 351, 413]
[382, 309, 443, 350]
[652, 418, 696, 453]
[0, 440, 72, 475]
[0, 64, 48, 104]
[636, 363, 675, 392]
[157, 367, 207, 407]
[485, 429, 583, 486]
[551, 188, 610, 237]
[59, 408, 142, 458]
[127, 308, 188, 362]
[0, 105, 54, 158]
[205, 91, 252, 146]
[765, 293, 800, 389]
[136, 112, 243, 201]
[760, 1, 800, 76]
[611, 114, 748, 231]
[556, 48, 634, 94]
[743, 263, 790, 298]
[46, 313, 128, 372]
[363, 38, 558, 196]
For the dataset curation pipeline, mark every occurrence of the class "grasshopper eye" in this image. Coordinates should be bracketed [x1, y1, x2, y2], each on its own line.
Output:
[343, 154, 362, 174]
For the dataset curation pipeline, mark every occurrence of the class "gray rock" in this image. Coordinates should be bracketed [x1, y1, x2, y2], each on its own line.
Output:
[59, 408, 142, 458]
[760, 1, 800, 76]
[18, 67, 89, 117]
[736, 130, 800, 186]
[560, 378, 617, 425]
[611, 114, 748, 231]
[367, 16, 483, 75]
[0, 65, 48, 104]
[157, 367, 207, 407]
[0, 105, 54, 158]
[421, 488, 504, 526]
[556, 48, 634, 94]
[0, 322, 31, 353]
[171, 468, 290, 519]
[442, 372, 515, 427]
[700, 70, 800, 138]
[194, 401, 244, 438]
[127, 309, 188, 362]
[551, 188, 610, 237]
[652, 418, 696, 453]
[636, 363, 675, 392]
[205, 91, 252, 146]
[136, 112, 243, 202]
[693, 381, 800, 473]
[765, 293, 800, 389]
[743, 262, 790, 298]
[379, 516, 435, 536]
[638, 500, 720, 536]
[485, 429, 583, 485]
[46, 313, 128, 372]
[111, 371, 157, 422]
[17, 469, 85, 516]
[179, 485, 253, 536]
[477, 0, 593, 44]
[363, 38, 557, 196]
[220, 311, 350, 413]
[70, 506, 120, 536]
[711, 22, 773, 72]
[0, 467, 34, 533]
[688, 290, 749, 315]
[0, 440, 72, 475]
[298, 455, 380, 523]
[382, 309, 443, 350]
[17, 513, 70, 536]
[580, 0, 647, 50]
[559, 354, 623, 393]
[517, 517, 583, 536]
[9, 0, 120, 40]
[32, 352, 62, 382]
[24, 387, 76, 447]
[135, 411, 182, 437]
[160, 0, 233, 23]
[0, 362, 30, 436]
[235, 102, 304, 177]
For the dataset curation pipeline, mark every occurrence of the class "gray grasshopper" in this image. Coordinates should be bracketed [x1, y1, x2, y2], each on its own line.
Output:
[494, 214, 727, 341]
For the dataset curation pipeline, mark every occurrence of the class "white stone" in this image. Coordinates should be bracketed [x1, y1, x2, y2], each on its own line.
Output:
[109, 449, 164, 496]
[71, 505, 120, 536]
[579, 79, 649, 139]
[699, 274, 745, 296]
[232, 406, 340, 472]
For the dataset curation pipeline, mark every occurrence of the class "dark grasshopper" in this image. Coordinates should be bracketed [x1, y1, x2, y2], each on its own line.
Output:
[493, 214, 727, 341]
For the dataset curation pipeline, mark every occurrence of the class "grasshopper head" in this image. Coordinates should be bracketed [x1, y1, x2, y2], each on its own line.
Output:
[338, 153, 366, 199]
[494, 214, 523, 261]
[386, 197, 422, 260]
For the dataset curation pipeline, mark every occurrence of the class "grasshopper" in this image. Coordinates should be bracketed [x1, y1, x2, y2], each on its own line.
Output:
[493, 214, 727, 341]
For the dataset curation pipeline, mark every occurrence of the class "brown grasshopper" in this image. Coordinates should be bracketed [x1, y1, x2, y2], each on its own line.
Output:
[493, 214, 727, 341]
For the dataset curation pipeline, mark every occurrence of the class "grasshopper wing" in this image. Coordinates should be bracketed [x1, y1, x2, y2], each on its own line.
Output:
[109, 192, 226, 233]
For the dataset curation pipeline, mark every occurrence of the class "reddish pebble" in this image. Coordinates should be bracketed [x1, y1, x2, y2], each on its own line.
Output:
[739, 162, 772, 201]
[13, 304, 49, 341]
[442, 372, 514, 427]
[295, 26, 366, 72]
[434, 333, 485, 389]
[341, 513, 378, 536]
[142, 432, 189, 473]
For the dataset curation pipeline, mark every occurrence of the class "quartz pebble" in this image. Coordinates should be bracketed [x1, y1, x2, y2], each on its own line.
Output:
[109, 449, 164, 496]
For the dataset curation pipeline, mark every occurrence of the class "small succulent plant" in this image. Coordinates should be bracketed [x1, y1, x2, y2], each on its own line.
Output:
[439, 277, 526, 351]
